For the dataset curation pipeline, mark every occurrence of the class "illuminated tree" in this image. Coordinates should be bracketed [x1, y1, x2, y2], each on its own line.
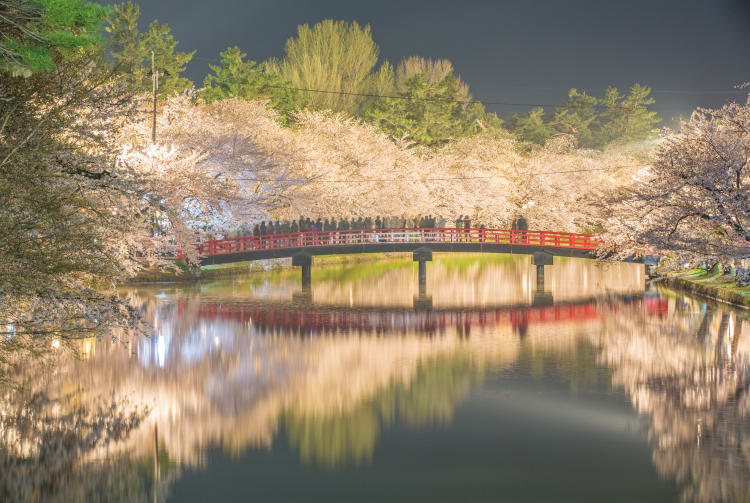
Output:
[265, 19, 381, 114]
[201, 46, 300, 125]
[593, 94, 750, 262]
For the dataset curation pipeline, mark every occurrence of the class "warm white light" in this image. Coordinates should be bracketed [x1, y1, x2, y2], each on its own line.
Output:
[51, 339, 60, 349]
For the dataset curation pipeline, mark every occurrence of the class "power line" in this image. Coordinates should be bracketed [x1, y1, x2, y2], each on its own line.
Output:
[234, 165, 640, 184]
[261, 84, 743, 111]
[264, 84, 561, 107]
[191, 56, 746, 109]
[651, 89, 749, 95]
[467, 82, 749, 95]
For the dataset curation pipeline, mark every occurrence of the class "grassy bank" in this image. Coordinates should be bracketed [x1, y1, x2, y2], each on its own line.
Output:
[126, 252, 412, 284]
[662, 268, 750, 309]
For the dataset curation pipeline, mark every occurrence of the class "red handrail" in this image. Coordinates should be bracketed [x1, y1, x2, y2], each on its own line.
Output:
[176, 228, 601, 259]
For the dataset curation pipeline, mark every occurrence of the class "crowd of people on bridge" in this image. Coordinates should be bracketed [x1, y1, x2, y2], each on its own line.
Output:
[249, 215, 454, 236]
[197, 215, 533, 249]
[227, 215, 527, 237]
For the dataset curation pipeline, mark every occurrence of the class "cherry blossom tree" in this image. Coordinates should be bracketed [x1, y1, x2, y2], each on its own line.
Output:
[116, 95, 303, 264]
[592, 93, 750, 262]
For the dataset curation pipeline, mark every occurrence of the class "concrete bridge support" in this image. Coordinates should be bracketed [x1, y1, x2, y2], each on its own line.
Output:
[413, 248, 432, 296]
[292, 252, 313, 290]
[532, 251, 554, 307]
[413, 247, 433, 311]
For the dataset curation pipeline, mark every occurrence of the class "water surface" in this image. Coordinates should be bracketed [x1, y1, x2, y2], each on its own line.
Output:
[3, 254, 748, 502]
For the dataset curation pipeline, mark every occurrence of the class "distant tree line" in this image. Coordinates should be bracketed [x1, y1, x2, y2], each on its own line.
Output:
[505, 85, 661, 147]
[105, 2, 662, 149]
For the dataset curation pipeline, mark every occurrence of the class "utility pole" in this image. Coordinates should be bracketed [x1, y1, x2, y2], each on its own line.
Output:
[151, 50, 158, 143]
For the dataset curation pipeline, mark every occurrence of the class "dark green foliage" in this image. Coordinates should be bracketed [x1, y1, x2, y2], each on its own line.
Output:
[596, 83, 661, 145]
[105, 1, 194, 97]
[362, 73, 500, 147]
[1, 0, 143, 340]
[139, 20, 194, 96]
[0, 0, 106, 77]
[549, 89, 599, 148]
[265, 19, 380, 115]
[103, 0, 142, 85]
[504, 107, 553, 145]
[201, 46, 300, 125]
[504, 83, 661, 148]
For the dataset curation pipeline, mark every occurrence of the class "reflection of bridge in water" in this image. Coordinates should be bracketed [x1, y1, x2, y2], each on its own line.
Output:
[194, 296, 668, 335]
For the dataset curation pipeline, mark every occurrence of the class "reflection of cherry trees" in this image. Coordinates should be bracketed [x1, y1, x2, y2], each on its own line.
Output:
[0, 353, 156, 502]
[10, 284, 523, 482]
[284, 354, 479, 468]
[596, 292, 750, 502]
[8, 269, 747, 501]
[5, 257, 637, 484]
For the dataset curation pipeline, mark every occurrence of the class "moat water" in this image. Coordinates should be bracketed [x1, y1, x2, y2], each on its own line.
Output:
[3, 254, 749, 502]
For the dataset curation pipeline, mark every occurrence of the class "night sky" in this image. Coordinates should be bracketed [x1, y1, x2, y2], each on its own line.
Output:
[132, 0, 750, 121]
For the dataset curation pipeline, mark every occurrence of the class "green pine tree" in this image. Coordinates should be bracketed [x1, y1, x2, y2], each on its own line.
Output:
[549, 89, 599, 148]
[105, 2, 194, 97]
[363, 73, 498, 147]
[139, 20, 195, 97]
[597, 84, 660, 144]
[620, 83, 661, 140]
[201, 46, 300, 125]
[505, 107, 553, 145]
[104, 1, 144, 88]
[1, 0, 106, 77]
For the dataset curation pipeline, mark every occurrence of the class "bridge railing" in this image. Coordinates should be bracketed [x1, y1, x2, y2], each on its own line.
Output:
[176, 228, 601, 258]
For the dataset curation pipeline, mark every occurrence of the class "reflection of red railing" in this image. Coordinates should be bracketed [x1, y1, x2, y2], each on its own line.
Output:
[195, 298, 669, 334]
[198, 302, 603, 333]
[176, 228, 601, 259]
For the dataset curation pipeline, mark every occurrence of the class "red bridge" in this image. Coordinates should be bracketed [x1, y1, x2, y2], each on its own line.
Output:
[179, 228, 601, 266]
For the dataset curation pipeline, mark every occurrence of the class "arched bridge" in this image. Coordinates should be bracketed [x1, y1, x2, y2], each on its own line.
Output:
[182, 228, 601, 266]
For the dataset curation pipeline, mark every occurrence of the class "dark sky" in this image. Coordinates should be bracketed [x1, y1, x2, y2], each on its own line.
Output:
[133, 0, 750, 121]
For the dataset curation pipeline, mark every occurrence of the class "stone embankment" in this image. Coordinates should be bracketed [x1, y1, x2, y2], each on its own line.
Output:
[660, 271, 750, 309]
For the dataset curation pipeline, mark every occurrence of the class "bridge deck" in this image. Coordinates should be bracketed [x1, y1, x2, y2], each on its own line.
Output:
[181, 228, 600, 266]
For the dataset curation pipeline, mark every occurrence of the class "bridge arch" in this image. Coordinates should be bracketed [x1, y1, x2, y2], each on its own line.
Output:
[186, 228, 600, 266]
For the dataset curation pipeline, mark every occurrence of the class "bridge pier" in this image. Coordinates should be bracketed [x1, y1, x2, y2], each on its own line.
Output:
[532, 251, 554, 307]
[413, 247, 433, 311]
[292, 252, 313, 290]
[413, 247, 432, 297]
